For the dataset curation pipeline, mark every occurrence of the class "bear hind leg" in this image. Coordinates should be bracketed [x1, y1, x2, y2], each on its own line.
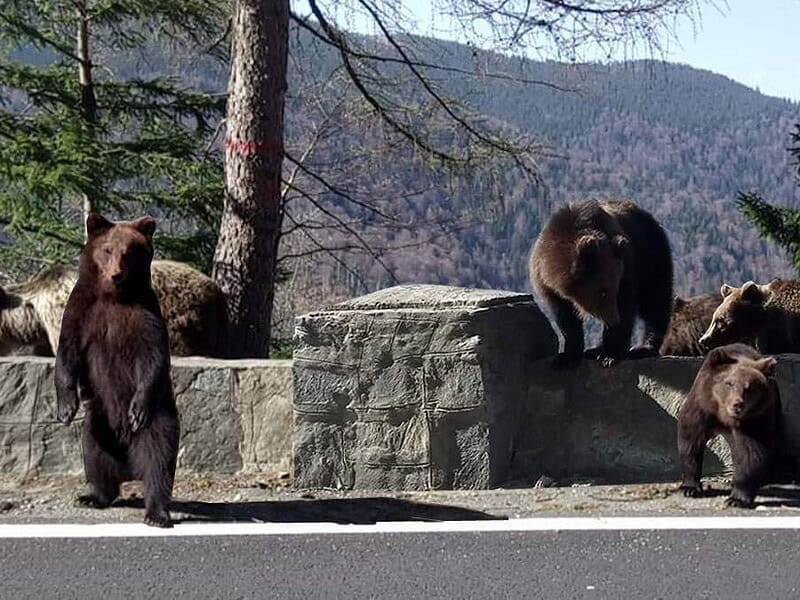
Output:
[131, 409, 179, 528]
[79, 415, 125, 509]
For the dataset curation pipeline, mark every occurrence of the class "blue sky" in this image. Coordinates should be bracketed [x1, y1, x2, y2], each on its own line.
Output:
[345, 0, 800, 101]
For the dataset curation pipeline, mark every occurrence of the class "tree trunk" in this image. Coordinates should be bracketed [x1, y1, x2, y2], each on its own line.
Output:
[76, 0, 97, 235]
[212, 0, 289, 358]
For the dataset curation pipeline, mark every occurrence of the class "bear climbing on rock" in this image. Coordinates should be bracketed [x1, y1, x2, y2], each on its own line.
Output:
[529, 199, 673, 368]
[660, 293, 720, 357]
[55, 213, 179, 528]
[699, 279, 800, 354]
[678, 343, 781, 508]
[0, 260, 227, 357]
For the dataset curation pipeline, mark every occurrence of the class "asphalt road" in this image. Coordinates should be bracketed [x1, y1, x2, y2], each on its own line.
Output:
[2, 521, 800, 599]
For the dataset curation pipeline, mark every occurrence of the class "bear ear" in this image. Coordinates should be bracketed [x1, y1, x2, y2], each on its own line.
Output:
[132, 216, 156, 241]
[673, 297, 687, 309]
[755, 356, 778, 377]
[720, 283, 735, 298]
[706, 346, 738, 368]
[741, 281, 765, 304]
[86, 213, 113, 237]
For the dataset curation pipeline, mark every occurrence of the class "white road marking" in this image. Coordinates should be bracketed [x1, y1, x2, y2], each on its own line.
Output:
[3, 516, 800, 538]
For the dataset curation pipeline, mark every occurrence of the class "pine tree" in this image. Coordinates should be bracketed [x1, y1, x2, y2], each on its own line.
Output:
[0, 0, 228, 277]
[738, 124, 800, 272]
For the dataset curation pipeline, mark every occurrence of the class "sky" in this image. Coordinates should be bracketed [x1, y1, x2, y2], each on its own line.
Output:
[344, 0, 800, 101]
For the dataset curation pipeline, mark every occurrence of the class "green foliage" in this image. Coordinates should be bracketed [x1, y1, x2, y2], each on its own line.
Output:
[0, 0, 228, 277]
[738, 125, 800, 275]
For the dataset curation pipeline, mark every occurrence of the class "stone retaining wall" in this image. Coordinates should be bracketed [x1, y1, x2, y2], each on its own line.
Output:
[0, 357, 293, 478]
[292, 284, 800, 491]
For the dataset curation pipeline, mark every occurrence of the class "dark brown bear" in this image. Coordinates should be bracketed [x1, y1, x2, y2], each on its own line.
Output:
[55, 213, 179, 528]
[678, 343, 781, 508]
[530, 199, 673, 368]
[699, 279, 800, 354]
[659, 293, 720, 356]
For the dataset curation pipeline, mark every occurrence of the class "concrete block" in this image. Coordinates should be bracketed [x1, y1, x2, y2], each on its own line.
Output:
[0, 357, 294, 479]
[292, 283, 558, 490]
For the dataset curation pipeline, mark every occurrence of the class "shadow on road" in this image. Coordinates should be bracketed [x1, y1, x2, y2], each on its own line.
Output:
[112, 496, 503, 524]
[756, 485, 800, 508]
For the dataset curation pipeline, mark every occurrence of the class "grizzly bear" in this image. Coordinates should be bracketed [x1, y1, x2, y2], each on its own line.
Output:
[678, 343, 781, 508]
[55, 213, 179, 528]
[530, 199, 673, 368]
[0, 260, 227, 357]
[660, 293, 720, 356]
[699, 279, 800, 354]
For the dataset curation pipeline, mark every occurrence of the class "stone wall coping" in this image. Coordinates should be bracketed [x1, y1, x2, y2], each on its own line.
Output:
[0, 356, 294, 369]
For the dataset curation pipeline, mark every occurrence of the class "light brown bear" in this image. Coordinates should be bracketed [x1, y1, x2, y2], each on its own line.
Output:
[0, 260, 227, 357]
[660, 293, 720, 357]
[678, 343, 781, 508]
[699, 279, 800, 354]
[530, 199, 673, 368]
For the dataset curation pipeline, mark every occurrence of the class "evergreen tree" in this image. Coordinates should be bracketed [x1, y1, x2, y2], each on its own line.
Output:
[0, 0, 228, 277]
[738, 124, 800, 273]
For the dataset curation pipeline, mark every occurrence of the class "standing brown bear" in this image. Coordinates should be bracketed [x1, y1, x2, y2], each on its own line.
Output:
[678, 343, 781, 508]
[55, 213, 179, 528]
[530, 200, 673, 368]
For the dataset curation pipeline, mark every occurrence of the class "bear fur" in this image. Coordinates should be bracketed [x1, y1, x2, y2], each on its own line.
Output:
[0, 260, 227, 357]
[677, 343, 781, 508]
[699, 279, 800, 354]
[659, 293, 720, 356]
[55, 213, 179, 528]
[530, 199, 674, 368]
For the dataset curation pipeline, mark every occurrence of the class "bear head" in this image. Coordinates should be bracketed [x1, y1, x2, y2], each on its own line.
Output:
[564, 233, 628, 326]
[81, 213, 156, 297]
[698, 281, 768, 350]
[703, 344, 777, 425]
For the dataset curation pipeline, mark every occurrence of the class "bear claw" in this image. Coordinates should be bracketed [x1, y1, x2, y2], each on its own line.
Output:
[144, 511, 173, 528]
[725, 496, 755, 509]
[680, 485, 703, 498]
[75, 494, 112, 509]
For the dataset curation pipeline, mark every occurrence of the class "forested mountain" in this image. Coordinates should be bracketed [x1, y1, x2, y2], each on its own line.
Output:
[5, 25, 800, 338]
[278, 32, 800, 322]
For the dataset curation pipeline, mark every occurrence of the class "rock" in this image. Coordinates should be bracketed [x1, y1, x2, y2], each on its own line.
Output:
[292, 283, 558, 491]
[0, 356, 293, 478]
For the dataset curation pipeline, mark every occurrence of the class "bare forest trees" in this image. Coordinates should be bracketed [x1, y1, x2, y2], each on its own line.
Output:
[218, 0, 710, 355]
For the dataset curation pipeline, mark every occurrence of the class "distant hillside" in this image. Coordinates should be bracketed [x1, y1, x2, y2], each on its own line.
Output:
[7, 26, 800, 315]
[279, 31, 800, 303]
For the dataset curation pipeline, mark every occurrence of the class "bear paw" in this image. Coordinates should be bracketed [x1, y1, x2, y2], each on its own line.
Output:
[596, 354, 618, 368]
[75, 494, 112, 509]
[725, 496, 755, 509]
[679, 484, 703, 498]
[56, 397, 78, 425]
[627, 346, 659, 359]
[128, 400, 151, 433]
[144, 510, 173, 528]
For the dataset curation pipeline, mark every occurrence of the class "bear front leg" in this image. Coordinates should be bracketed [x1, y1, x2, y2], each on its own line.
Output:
[597, 276, 636, 367]
[129, 346, 170, 433]
[726, 429, 772, 509]
[54, 333, 82, 425]
[677, 410, 708, 498]
[541, 289, 584, 369]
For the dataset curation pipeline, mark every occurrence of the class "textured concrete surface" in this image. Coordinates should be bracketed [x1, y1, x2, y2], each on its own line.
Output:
[292, 283, 800, 490]
[0, 357, 293, 478]
[293, 284, 558, 491]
